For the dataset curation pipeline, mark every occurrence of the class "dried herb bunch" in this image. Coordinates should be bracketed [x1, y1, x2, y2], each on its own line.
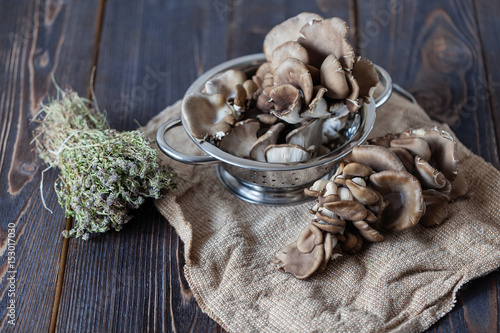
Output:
[33, 88, 176, 240]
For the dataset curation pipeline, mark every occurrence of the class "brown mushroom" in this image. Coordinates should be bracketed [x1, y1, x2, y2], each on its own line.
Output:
[273, 241, 324, 279]
[324, 200, 368, 221]
[182, 93, 236, 141]
[449, 171, 468, 201]
[347, 145, 406, 172]
[345, 72, 361, 113]
[204, 69, 247, 98]
[219, 119, 260, 158]
[268, 84, 303, 124]
[369, 170, 424, 232]
[297, 224, 323, 253]
[345, 179, 379, 205]
[388, 147, 415, 173]
[271, 41, 310, 69]
[390, 137, 432, 161]
[297, 17, 353, 68]
[286, 118, 324, 151]
[352, 221, 384, 242]
[413, 156, 447, 189]
[249, 122, 285, 161]
[401, 126, 459, 182]
[273, 58, 314, 105]
[419, 190, 450, 227]
[342, 162, 373, 178]
[352, 57, 379, 103]
[301, 86, 330, 119]
[263, 12, 324, 61]
[320, 54, 349, 99]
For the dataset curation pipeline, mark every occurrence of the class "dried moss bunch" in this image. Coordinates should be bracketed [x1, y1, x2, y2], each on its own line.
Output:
[33, 87, 176, 240]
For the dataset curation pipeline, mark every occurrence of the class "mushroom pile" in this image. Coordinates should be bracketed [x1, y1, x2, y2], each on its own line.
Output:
[273, 125, 468, 279]
[182, 13, 379, 164]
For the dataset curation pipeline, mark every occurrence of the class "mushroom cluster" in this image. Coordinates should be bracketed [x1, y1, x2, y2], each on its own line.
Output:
[273, 125, 468, 279]
[182, 13, 379, 164]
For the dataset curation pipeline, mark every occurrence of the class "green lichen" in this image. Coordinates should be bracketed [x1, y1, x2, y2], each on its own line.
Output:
[33, 88, 176, 240]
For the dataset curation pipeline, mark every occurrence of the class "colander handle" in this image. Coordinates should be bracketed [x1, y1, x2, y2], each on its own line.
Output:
[374, 64, 393, 108]
[156, 118, 218, 165]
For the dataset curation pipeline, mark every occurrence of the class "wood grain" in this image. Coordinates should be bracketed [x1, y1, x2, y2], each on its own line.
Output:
[56, 0, 231, 331]
[357, 0, 500, 332]
[0, 0, 101, 331]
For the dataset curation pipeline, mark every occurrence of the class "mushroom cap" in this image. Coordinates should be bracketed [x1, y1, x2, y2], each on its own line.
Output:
[271, 41, 310, 69]
[449, 171, 468, 201]
[340, 230, 363, 253]
[318, 232, 336, 273]
[255, 62, 274, 81]
[312, 221, 343, 234]
[297, 17, 353, 68]
[268, 84, 303, 124]
[345, 179, 379, 205]
[204, 69, 247, 99]
[369, 170, 424, 232]
[249, 122, 285, 161]
[182, 93, 236, 140]
[342, 162, 373, 178]
[414, 156, 447, 189]
[347, 145, 406, 172]
[273, 241, 324, 279]
[315, 209, 345, 226]
[368, 133, 397, 148]
[297, 224, 323, 253]
[345, 72, 361, 113]
[301, 86, 330, 119]
[352, 221, 384, 242]
[263, 12, 324, 61]
[273, 58, 314, 105]
[401, 126, 459, 182]
[324, 200, 368, 221]
[264, 143, 315, 163]
[242, 79, 259, 99]
[320, 54, 349, 99]
[420, 189, 450, 227]
[286, 118, 324, 151]
[390, 137, 432, 161]
[352, 57, 379, 102]
[218, 119, 260, 158]
[388, 147, 415, 173]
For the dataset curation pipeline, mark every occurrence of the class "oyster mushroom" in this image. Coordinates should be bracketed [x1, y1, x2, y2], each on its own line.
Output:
[273, 58, 314, 105]
[242, 79, 259, 99]
[297, 224, 323, 253]
[318, 233, 336, 273]
[324, 200, 368, 221]
[390, 137, 432, 161]
[182, 93, 236, 141]
[347, 145, 406, 172]
[388, 147, 415, 173]
[263, 12, 324, 61]
[320, 54, 349, 99]
[420, 190, 450, 227]
[273, 241, 324, 279]
[304, 179, 330, 196]
[286, 118, 324, 150]
[249, 122, 285, 161]
[268, 84, 303, 124]
[264, 144, 315, 163]
[401, 126, 459, 182]
[271, 41, 310, 69]
[345, 179, 379, 206]
[450, 171, 468, 201]
[369, 170, 424, 232]
[301, 86, 330, 119]
[413, 156, 447, 189]
[219, 119, 260, 158]
[352, 57, 379, 103]
[352, 221, 384, 242]
[255, 62, 274, 81]
[345, 72, 361, 113]
[342, 162, 373, 178]
[298, 17, 354, 68]
[204, 69, 246, 98]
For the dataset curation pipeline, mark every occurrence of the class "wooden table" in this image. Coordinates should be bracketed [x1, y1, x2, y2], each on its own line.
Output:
[1, 0, 499, 331]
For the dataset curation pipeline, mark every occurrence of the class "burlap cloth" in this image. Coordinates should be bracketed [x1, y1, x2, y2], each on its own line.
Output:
[143, 91, 500, 333]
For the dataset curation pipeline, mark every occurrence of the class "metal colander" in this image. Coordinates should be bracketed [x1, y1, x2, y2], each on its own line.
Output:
[156, 54, 392, 205]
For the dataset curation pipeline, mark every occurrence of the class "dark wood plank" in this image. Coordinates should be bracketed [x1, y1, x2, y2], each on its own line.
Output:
[357, 0, 500, 332]
[473, 0, 500, 185]
[357, 0, 499, 168]
[56, 1, 230, 331]
[0, 0, 101, 331]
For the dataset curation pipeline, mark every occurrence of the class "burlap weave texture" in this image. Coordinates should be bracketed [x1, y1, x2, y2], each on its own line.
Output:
[144, 92, 500, 333]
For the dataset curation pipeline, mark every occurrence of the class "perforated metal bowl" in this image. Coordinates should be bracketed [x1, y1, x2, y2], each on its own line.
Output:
[157, 53, 392, 205]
